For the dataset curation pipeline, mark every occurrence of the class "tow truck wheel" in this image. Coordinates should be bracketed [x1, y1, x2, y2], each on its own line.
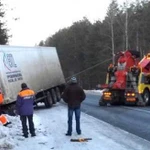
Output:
[99, 96, 107, 106]
[143, 89, 150, 105]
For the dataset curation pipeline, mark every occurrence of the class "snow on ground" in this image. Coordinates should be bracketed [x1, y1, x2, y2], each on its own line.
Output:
[0, 102, 150, 150]
[85, 89, 104, 95]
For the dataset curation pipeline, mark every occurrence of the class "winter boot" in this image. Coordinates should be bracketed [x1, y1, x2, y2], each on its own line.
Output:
[65, 132, 72, 136]
[23, 134, 28, 138]
[31, 133, 36, 137]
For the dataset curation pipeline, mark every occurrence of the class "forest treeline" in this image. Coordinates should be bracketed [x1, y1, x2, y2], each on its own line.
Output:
[40, 0, 150, 89]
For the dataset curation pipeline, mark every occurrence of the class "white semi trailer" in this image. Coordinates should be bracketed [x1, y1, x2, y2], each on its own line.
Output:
[0, 45, 66, 108]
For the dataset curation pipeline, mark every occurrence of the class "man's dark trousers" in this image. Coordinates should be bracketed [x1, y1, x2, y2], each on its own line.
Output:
[20, 115, 35, 136]
[67, 106, 81, 134]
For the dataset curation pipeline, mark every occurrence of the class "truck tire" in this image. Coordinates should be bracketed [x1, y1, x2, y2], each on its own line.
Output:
[99, 101, 107, 106]
[143, 89, 150, 105]
[44, 92, 53, 108]
[99, 96, 106, 106]
[56, 87, 61, 102]
[51, 89, 57, 104]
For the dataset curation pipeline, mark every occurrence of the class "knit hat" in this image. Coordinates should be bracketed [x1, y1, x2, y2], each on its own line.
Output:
[70, 77, 77, 83]
[21, 83, 27, 89]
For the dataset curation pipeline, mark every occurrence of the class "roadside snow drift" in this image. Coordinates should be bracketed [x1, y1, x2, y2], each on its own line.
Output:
[0, 103, 150, 150]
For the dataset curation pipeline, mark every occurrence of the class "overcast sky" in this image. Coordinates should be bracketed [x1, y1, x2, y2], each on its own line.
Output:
[3, 0, 135, 46]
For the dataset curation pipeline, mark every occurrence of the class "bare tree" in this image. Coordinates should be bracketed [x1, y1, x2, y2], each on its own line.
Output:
[107, 0, 119, 64]
[125, 0, 129, 50]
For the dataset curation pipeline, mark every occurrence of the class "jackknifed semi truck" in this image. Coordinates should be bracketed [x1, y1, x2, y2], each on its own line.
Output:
[0, 45, 66, 109]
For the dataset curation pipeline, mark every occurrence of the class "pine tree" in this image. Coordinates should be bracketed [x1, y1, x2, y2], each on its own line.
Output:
[0, 1, 9, 44]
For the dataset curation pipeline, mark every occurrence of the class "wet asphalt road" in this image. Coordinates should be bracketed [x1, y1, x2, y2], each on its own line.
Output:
[81, 92, 150, 141]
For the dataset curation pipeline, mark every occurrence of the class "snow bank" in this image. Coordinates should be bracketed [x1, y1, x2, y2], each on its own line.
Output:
[0, 103, 150, 150]
[0, 115, 17, 150]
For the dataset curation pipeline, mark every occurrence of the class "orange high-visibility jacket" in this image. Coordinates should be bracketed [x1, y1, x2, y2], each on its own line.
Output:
[0, 115, 8, 125]
[0, 91, 4, 104]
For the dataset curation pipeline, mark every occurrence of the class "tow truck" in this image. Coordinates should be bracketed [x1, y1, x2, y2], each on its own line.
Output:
[99, 50, 150, 106]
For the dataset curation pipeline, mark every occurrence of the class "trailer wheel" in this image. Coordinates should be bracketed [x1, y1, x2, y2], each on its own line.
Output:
[44, 92, 53, 108]
[51, 89, 57, 104]
[56, 87, 61, 102]
[143, 89, 150, 105]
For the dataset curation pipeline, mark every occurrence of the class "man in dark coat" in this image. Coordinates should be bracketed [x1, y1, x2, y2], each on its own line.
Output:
[16, 83, 36, 138]
[62, 77, 86, 136]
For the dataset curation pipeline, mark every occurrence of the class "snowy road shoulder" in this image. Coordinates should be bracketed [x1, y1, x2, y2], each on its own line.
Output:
[0, 103, 150, 150]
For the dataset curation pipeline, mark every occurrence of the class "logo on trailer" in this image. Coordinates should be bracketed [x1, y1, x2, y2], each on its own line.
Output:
[2, 52, 23, 82]
[3, 53, 17, 71]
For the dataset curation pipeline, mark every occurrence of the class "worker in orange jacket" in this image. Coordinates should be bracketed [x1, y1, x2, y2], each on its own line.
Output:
[0, 90, 11, 126]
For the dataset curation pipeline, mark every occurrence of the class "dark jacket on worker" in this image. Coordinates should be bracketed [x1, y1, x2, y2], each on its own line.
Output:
[62, 83, 86, 108]
[16, 87, 35, 116]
